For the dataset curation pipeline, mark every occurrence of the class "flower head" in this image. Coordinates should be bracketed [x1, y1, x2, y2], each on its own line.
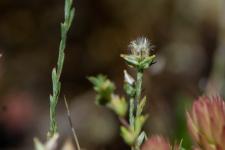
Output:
[187, 96, 225, 150]
[141, 136, 179, 150]
[121, 37, 156, 70]
[129, 37, 153, 57]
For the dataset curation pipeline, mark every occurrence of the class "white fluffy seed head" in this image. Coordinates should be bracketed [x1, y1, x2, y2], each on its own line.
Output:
[129, 37, 152, 57]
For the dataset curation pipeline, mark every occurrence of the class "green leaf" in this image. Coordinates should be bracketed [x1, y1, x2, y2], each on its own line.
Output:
[52, 68, 58, 95]
[34, 138, 45, 150]
[124, 83, 136, 97]
[120, 54, 139, 67]
[137, 131, 146, 147]
[177, 139, 186, 150]
[120, 126, 136, 145]
[108, 96, 128, 117]
[61, 23, 67, 36]
[124, 70, 135, 85]
[50, 95, 54, 103]
[139, 55, 156, 69]
[137, 96, 147, 116]
[88, 75, 115, 105]
[134, 115, 148, 136]
[68, 8, 75, 28]
[64, 0, 71, 20]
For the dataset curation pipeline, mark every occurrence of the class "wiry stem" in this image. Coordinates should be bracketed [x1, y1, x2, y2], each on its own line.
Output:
[48, 0, 74, 138]
[129, 98, 135, 126]
[135, 71, 143, 116]
[64, 97, 81, 150]
[119, 117, 130, 129]
[131, 70, 144, 150]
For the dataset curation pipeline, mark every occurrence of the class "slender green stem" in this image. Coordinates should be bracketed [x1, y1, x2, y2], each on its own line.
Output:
[129, 70, 144, 150]
[48, 0, 74, 138]
[129, 98, 135, 127]
[132, 144, 139, 150]
[135, 70, 143, 116]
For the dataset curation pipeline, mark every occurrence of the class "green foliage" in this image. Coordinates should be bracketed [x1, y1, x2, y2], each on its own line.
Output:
[88, 75, 115, 105]
[34, 139, 45, 150]
[124, 82, 136, 97]
[172, 94, 192, 149]
[120, 114, 148, 148]
[108, 96, 128, 117]
[48, 0, 75, 138]
[134, 115, 148, 136]
[121, 54, 156, 71]
[136, 97, 147, 116]
[177, 140, 186, 150]
[89, 75, 128, 117]
[120, 126, 136, 145]
[124, 70, 136, 97]
[136, 131, 148, 147]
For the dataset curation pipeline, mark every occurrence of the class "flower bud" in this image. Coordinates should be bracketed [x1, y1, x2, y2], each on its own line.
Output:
[121, 37, 156, 70]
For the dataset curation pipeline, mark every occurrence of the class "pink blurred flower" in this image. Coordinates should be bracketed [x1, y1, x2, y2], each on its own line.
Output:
[141, 136, 178, 150]
[187, 96, 225, 150]
[1, 91, 35, 131]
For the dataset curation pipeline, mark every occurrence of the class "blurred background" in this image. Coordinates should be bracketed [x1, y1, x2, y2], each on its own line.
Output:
[0, 0, 225, 149]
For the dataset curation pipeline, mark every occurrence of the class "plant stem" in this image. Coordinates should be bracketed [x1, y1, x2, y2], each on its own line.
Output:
[135, 70, 143, 116]
[119, 117, 130, 129]
[48, 0, 74, 138]
[129, 98, 135, 127]
[130, 70, 144, 150]
[132, 144, 139, 150]
[64, 97, 81, 150]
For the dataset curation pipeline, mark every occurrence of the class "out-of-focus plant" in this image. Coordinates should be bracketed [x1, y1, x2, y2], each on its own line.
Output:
[173, 95, 192, 149]
[34, 134, 59, 150]
[48, 0, 74, 138]
[141, 136, 183, 150]
[186, 96, 225, 150]
[34, 0, 78, 149]
[34, 134, 75, 150]
[89, 37, 156, 150]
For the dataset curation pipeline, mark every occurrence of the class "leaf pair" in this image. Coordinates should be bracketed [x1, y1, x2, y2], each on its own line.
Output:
[88, 75, 115, 105]
[120, 115, 148, 146]
[121, 54, 156, 71]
